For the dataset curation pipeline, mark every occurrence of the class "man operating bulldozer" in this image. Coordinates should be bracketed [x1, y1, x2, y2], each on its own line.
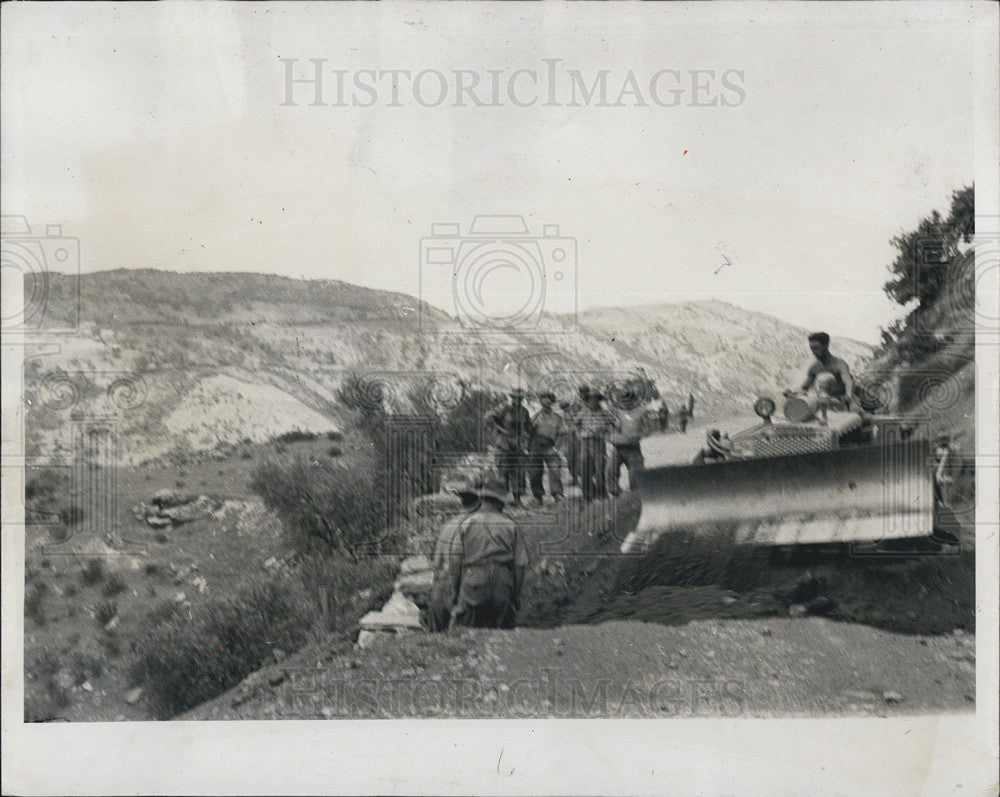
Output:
[788, 332, 856, 410]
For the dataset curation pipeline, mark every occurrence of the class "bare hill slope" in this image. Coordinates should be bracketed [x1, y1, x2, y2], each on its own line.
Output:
[25, 270, 872, 462]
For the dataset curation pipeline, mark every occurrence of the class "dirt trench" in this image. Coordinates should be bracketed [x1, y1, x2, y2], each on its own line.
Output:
[513, 493, 975, 637]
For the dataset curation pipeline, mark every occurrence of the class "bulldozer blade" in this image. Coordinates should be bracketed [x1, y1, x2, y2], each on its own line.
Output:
[624, 440, 934, 551]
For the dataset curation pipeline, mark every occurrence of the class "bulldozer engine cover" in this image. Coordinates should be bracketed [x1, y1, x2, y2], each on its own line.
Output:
[625, 439, 934, 551]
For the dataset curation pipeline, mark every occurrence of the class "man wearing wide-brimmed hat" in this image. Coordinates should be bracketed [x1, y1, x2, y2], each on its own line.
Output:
[484, 387, 535, 507]
[424, 475, 480, 632]
[445, 477, 529, 629]
[527, 391, 567, 504]
[577, 388, 615, 502]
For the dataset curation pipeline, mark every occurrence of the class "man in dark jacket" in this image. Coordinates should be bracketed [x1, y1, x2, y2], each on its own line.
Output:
[577, 389, 615, 502]
[447, 478, 530, 629]
[485, 388, 534, 506]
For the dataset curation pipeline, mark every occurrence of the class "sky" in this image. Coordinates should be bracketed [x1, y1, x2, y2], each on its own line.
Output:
[1, 3, 981, 344]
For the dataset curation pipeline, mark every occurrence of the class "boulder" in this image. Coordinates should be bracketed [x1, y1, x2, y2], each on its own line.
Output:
[358, 591, 423, 632]
[399, 555, 432, 575]
[161, 495, 216, 524]
[150, 489, 193, 509]
[394, 555, 434, 604]
[395, 570, 434, 605]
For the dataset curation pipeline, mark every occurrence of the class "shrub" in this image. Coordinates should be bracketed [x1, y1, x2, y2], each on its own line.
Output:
[81, 559, 105, 585]
[25, 650, 72, 717]
[130, 574, 318, 717]
[328, 445, 343, 457]
[25, 583, 48, 625]
[275, 429, 318, 444]
[95, 599, 118, 626]
[59, 503, 85, 528]
[100, 634, 122, 658]
[250, 454, 394, 558]
[69, 651, 103, 685]
[326, 430, 344, 442]
[103, 573, 127, 597]
[297, 554, 398, 633]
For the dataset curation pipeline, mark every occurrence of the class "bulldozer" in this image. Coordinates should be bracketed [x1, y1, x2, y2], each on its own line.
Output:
[624, 393, 944, 552]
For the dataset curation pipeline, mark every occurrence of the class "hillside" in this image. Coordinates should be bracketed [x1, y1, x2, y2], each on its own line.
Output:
[24, 270, 871, 463]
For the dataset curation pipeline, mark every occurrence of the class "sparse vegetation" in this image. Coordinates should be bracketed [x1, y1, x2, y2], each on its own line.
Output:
[250, 453, 393, 558]
[81, 559, 105, 586]
[69, 651, 103, 686]
[274, 429, 318, 444]
[59, 503, 86, 527]
[25, 583, 49, 625]
[95, 599, 118, 626]
[102, 573, 127, 597]
[24, 649, 74, 721]
[130, 574, 318, 717]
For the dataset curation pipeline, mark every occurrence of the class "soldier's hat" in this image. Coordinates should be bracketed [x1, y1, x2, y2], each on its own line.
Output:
[539, 390, 556, 402]
[448, 475, 479, 501]
[478, 477, 508, 504]
[586, 389, 605, 401]
[578, 385, 592, 398]
[509, 388, 526, 399]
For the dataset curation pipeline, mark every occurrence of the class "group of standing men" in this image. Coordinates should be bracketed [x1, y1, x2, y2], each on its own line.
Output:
[484, 385, 648, 505]
[657, 393, 695, 433]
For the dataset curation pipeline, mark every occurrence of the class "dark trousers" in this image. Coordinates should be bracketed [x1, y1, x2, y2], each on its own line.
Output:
[423, 601, 451, 633]
[580, 437, 607, 501]
[607, 443, 644, 495]
[495, 449, 526, 500]
[566, 436, 582, 484]
[451, 563, 517, 629]
[528, 447, 564, 499]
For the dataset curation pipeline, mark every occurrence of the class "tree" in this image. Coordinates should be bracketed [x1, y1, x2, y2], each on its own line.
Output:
[883, 185, 974, 310]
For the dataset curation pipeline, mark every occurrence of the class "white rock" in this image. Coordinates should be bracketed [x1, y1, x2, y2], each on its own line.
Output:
[399, 555, 433, 575]
[358, 591, 424, 631]
[124, 687, 143, 705]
